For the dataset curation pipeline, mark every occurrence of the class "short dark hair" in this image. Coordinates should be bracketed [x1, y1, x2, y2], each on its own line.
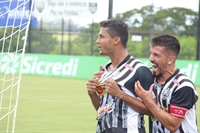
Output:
[150, 34, 180, 57]
[100, 18, 128, 48]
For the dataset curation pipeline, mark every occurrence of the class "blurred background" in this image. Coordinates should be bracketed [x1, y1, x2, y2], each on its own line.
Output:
[0, 1, 199, 132]
[2, 0, 198, 60]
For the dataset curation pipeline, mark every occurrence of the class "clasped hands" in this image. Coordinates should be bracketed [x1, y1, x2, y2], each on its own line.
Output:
[86, 76, 122, 98]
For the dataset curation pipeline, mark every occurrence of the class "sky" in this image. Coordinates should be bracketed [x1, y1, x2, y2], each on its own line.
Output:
[71, 0, 199, 26]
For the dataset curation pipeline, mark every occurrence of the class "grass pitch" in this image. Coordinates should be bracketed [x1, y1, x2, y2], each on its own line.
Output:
[15, 75, 96, 133]
[10, 75, 200, 132]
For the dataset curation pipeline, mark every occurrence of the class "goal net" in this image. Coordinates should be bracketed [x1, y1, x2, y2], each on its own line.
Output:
[0, 0, 35, 132]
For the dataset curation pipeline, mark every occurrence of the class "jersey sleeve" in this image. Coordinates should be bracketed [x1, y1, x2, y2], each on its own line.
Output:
[169, 86, 198, 118]
[136, 66, 154, 91]
[170, 86, 198, 109]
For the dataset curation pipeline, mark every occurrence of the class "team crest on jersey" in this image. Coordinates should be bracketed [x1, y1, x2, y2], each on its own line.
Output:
[162, 89, 170, 100]
[96, 82, 106, 96]
[154, 82, 161, 91]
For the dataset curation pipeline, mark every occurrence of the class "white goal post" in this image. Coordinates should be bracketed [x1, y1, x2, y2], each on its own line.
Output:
[0, 0, 35, 133]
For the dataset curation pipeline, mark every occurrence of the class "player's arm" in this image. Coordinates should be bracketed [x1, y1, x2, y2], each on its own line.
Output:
[86, 66, 104, 111]
[136, 66, 154, 91]
[131, 66, 155, 115]
[105, 80, 153, 115]
[135, 82, 197, 132]
[87, 77, 101, 111]
[105, 66, 154, 115]
[117, 91, 153, 115]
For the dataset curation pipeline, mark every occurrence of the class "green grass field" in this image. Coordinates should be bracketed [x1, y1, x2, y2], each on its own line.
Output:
[1, 75, 200, 133]
[14, 75, 96, 133]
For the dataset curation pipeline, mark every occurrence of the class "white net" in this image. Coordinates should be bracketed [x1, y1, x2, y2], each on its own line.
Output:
[0, 0, 35, 132]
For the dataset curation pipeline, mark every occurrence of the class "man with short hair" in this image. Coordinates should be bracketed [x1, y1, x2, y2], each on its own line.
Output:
[135, 34, 199, 133]
[86, 18, 154, 133]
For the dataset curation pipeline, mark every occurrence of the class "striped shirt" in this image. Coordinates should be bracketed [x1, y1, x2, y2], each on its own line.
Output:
[96, 55, 154, 133]
[151, 69, 198, 133]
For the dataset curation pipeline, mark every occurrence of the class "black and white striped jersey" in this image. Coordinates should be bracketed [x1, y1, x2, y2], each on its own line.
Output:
[96, 55, 154, 133]
[151, 69, 199, 133]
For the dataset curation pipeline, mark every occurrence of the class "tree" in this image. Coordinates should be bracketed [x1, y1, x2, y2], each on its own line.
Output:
[70, 6, 198, 59]
[115, 5, 198, 36]
[27, 5, 198, 60]
[27, 29, 58, 54]
[177, 36, 197, 60]
[115, 5, 198, 59]
[0, 27, 25, 53]
[65, 23, 100, 56]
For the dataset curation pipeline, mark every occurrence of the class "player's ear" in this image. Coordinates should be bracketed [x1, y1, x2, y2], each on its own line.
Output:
[114, 36, 120, 45]
[168, 55, 176, 64]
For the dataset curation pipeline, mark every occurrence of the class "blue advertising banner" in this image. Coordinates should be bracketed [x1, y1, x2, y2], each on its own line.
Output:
[0, 0, 37, 27]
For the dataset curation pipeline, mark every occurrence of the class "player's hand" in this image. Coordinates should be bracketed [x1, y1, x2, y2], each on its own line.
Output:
[86, 65, 104, 95]
[94, 65, 104, 78]
[105, 78, 123, 98]
[86, 77, 99, 95]
[134, 81, 154, 104]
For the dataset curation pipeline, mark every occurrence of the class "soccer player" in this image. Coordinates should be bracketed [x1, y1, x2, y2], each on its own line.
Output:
[134, 34, 199, 133]
[86, 18, 154, 133]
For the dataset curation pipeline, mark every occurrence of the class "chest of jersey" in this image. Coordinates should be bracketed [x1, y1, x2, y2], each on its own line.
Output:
[155, 83, 173, 109]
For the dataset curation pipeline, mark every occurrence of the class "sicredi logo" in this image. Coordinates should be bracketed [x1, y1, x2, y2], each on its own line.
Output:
[0, 54, 19, 74]
[179, 64, 199, 82]
[0, 55, 198, 83]
[22, 56, 79, 76]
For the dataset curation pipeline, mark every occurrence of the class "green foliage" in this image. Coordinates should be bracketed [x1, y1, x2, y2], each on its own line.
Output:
[153, 7, 197, 34]
[17, 5, 197, 59]
[69, 23, 100, 56]
[28, 29, 58, 54]
[127, 36, 151, 58]
[0, 27, 26, 53]
[127, 35, 197, 60]
[177, 36, 197, 60]
[116, 5, 198, 35]
[65, 5, 198, 59]
[0, 27, 58, 54]
[116, 6, 198, 59]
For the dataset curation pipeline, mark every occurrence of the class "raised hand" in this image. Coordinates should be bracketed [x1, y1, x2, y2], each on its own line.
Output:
[105, 78, 123, 98]
[94, 65, 104, 79]
[134, 81, 154, 104]
[86, 77, 99, 95]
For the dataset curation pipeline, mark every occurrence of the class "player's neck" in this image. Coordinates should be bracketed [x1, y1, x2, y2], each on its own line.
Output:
[107, 65, 117, 71]
[157, 67, 177, 83]
[110, 51, 128, 70]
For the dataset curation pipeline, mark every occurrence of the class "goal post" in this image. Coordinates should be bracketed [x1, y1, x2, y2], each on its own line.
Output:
[0, 0, 35, 133]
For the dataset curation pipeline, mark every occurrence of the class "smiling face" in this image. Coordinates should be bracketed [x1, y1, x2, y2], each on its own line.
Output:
[149, 35, 180, 82]
[149, 46, 169, 78]
[96, 27, 115, 56]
